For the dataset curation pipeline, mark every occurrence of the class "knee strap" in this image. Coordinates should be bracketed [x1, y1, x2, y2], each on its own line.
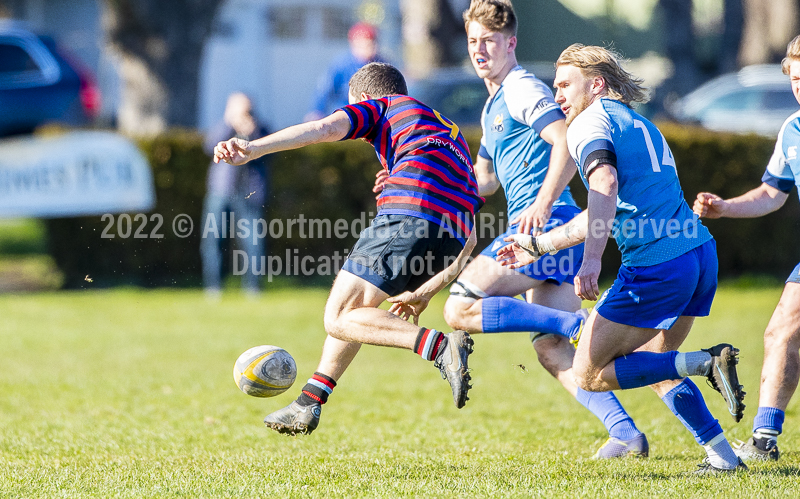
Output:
[449, 280, 488, 302]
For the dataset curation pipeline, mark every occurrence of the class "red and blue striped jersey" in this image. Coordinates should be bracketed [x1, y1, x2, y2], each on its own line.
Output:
[339, 95, 483, 244]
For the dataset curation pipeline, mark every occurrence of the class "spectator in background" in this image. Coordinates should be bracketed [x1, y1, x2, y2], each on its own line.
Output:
[305, 22, 384, 121]
[202, 92, 270, 299]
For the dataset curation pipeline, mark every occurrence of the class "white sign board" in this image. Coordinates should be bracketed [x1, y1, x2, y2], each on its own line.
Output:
[0, 131, 155, 218]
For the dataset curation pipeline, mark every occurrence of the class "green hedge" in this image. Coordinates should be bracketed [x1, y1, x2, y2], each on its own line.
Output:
[46, 131, 210, 287]
[45, 125, 799, 288]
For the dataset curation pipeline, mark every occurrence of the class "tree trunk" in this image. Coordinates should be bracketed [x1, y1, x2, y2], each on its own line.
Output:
[657, 0, 699, 96]
[400, 0, 465, 79]
[101, 0, 222, 136]
[739, 0, 799, 65]
[720, 0, 744, 73]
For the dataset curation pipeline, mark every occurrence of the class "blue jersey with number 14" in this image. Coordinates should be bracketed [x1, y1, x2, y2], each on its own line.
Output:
[566, 98, 711, 267]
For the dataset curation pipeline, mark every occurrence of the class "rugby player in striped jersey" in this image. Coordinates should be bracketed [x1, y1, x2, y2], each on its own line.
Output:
[214, 62, 484, 435]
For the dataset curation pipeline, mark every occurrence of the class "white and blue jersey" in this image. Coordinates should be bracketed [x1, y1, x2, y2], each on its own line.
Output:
[478, 66, 577, 220]
[762, 109, 800, 195]
[567, 98, 712, 267]
[762, 109, 800, 284]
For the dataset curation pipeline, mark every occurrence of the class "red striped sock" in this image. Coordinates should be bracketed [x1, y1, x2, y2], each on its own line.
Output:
[414, 328, 445, 361]
[297, 372, 337, 406]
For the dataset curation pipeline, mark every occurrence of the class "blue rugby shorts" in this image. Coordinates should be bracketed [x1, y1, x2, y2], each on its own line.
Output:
[786, 262, 800, 284]
[595, 239, 718, 330]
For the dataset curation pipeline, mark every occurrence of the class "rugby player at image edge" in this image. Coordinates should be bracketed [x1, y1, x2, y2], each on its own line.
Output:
[694, 34, 800, 463]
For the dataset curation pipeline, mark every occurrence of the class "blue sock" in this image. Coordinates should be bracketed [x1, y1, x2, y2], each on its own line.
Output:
[614, 351, 681, 389]
[576, 388, 641, 440]
[481, 296, 582, 338]
[753, 406, 785, 434]
[661, 378, 722, 445]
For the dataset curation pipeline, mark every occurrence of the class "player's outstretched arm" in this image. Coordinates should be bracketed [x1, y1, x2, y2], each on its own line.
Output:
[512, 119, 577, 235]
[387, 227, 477, 324]
[694, 184, 789, 219]
[213, 111, 351, 166]
[495, 210, 588, 268]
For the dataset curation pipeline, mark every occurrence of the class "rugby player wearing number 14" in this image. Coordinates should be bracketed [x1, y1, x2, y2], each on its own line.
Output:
[497, 44, 748, 473]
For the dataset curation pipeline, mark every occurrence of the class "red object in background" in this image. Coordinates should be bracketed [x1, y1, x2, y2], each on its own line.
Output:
[78, 71, 101, 119]
[0, 20, 101, 136]
[348, 22, 377, 41]
[56, 47, 101, 119]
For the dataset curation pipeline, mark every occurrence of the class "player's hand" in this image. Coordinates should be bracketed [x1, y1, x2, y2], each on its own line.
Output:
[574, 258, 601, 301]
[693, 192, 726, 218]
[511, 199, 552, 235]
[372, 169, 389, 199]
[387, 291, 433, 325]
[213, 138, 252, 165]
[495, 234, 540, 268]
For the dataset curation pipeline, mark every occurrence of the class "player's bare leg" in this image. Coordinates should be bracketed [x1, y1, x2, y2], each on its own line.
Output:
[574, 313, 674, 392]
[737, 282, 800, 460]
[323, 270, 417, 349]
[265, 270, 474, 435]
[444, 255, 535, 331]
[758, 283, 800, 410]
[315, 335, 362, 381]
[527, 281, 581, 394]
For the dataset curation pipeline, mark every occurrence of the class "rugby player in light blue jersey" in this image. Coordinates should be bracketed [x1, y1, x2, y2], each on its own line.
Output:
[694, 34, 800, 463]
[498, 44, 747, 473]
[443, 0, 647, 459]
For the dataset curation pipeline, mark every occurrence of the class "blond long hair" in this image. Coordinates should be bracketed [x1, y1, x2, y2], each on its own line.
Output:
[782, 35, 800, 75]
[556, 44, 648, 107]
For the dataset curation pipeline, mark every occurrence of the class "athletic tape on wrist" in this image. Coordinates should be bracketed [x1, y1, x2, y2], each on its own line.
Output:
[511, 234, 540, 257]
[536, 233, 557, 254]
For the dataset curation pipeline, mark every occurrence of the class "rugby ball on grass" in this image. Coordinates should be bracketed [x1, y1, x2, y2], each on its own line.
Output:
[233, 345, 297, 397]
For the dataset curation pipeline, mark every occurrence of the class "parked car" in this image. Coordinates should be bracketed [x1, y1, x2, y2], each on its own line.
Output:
[667, 64, 797, 137]
[0, 20, 100, 137]
[407, 63, 556, 129]
[408, 62, 663, 131]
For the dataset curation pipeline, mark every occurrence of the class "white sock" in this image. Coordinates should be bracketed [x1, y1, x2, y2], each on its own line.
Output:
[703, 433, 739, 469]
[675, 351, 712, 377]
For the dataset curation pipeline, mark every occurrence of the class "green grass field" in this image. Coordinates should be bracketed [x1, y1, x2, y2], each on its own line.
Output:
[0, 285, 798, 498]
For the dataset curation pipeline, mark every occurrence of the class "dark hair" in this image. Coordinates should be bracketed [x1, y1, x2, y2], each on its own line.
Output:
[348, 62, 408, 99]
[463, 0, 517, 37]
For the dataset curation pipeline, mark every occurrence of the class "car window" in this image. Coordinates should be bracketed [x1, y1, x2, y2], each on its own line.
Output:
[439, 83, 487, 119]
[409, 79, 488, 126]
[0, 43, 40, 73]
[706, 89, 761, 112]
[760, 89, 798, 111]
[0, 34, 60, 89]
